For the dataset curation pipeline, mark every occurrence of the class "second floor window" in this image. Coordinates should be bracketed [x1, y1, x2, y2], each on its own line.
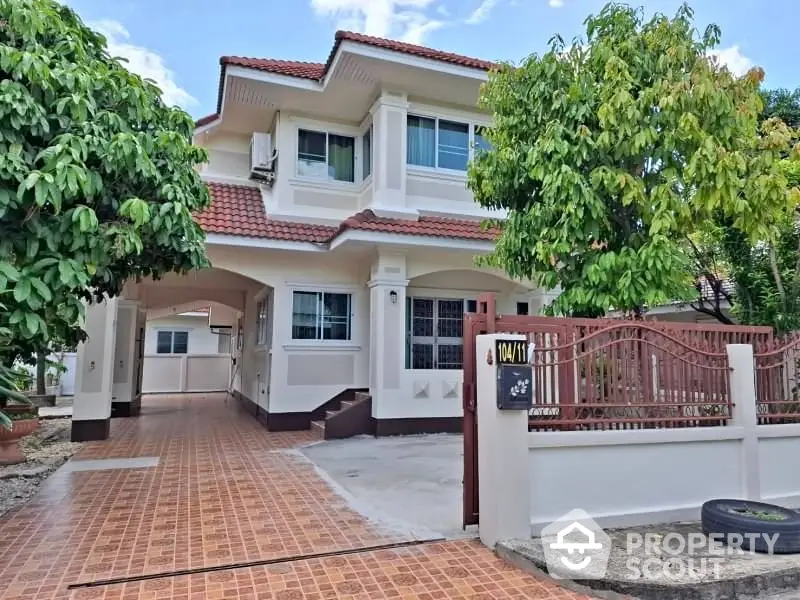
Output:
[474, 126, 493, 154]
[407, 116, 492, 172]
[297, 129, 355, 183]
[362, 126, 372, 179]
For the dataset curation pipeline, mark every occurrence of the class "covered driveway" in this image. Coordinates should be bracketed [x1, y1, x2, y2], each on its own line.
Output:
[0, 394, 589, 600]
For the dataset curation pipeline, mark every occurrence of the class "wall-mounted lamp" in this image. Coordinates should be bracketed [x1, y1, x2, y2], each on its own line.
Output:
[389, 290, 398, 304]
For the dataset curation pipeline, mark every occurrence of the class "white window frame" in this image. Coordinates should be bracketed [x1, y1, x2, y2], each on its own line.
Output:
[155, 329, 189, 355]
[255, 296, 269, 347]
[295, 127, 357, 184]
[405, 296, 477, 370]
[289, 288, 354, 343]
[406, 113, 490, 175]
[361, 123, 373, 182]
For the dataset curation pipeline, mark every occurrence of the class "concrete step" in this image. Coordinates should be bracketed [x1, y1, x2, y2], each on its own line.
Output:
[325, 410, 339, 419]
[310, 420, 326, 439]
[340, 400, 357, 409]
[354, 392, 371, 403]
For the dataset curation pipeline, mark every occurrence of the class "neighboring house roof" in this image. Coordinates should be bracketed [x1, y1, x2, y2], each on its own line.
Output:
[196, 182, 497, 245]
[698, 278, 735, 301]
[195, 30, 497, 128]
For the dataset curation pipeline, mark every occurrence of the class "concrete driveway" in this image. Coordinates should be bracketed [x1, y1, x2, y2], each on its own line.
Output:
[300, 433, 472, 540]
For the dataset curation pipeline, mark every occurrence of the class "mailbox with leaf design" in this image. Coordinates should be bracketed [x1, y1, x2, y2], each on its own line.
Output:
[495, 339, 533, 410]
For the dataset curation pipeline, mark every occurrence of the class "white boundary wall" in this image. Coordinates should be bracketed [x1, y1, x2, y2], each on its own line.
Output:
[142, 354, 232, 394]
[476, 337, 800, 546]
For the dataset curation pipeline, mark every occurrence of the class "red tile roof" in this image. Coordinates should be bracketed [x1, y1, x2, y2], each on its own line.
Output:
[195, 182, 497, 245]
[201, 31, 496, 125]
[195, 113, 219, 128]
[336, 210, 497, 241]
[220, 57, 326, 80]
[330, 31, 497, 73]
[221, 31, 494, 83]
[196, 182, 336, 243]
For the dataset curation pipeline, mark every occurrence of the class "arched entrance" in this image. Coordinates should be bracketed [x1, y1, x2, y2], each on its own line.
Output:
[70, 266, 274, 441]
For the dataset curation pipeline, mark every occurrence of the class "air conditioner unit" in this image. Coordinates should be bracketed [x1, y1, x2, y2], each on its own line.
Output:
[249, 132, 277, 181]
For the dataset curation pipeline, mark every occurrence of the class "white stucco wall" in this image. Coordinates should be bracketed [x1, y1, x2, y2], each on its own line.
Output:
[208, 244, 537, 420]
[210, 245, 371, 415]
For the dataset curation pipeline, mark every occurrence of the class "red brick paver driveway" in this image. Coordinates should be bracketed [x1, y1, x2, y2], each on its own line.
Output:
[0, 394, 590, 600]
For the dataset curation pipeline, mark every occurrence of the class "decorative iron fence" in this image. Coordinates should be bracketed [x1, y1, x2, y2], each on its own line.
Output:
[754, 334, 800, 425]
[461, 292, 773, 528]
[527, 322, 733, 431]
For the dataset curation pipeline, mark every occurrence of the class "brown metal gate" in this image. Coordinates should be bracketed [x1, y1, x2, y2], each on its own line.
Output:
[461, 294, 773, 528]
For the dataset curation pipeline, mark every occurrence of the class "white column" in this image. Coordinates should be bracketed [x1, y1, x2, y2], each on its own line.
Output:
[369, 91, 417, 219]
[111, 300, 140, 416]
[727, 343, 761, 500]
[72, 297, 119, 441]
[476, 333, 531, 548]
[368, 252, 408, 423]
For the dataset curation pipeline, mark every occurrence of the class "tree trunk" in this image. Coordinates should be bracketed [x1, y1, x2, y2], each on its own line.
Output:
[36, 349, 47, 396]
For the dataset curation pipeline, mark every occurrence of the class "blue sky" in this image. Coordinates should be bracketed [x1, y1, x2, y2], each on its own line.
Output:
[62, 0, 798, 119]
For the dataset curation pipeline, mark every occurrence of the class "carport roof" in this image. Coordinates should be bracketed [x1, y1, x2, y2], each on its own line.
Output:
[195, 181, 499, 245]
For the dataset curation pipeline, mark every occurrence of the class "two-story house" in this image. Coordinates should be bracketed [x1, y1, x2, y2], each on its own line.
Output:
[69, 32, 554, 442]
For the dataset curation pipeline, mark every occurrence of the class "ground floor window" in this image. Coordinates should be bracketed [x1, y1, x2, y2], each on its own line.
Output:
[291, 291, 352, 341]
[156, 330, 188, 354]
[405, 297, 474, 370]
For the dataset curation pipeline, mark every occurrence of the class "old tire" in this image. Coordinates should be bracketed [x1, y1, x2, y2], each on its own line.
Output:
[701, 499, 800, 554]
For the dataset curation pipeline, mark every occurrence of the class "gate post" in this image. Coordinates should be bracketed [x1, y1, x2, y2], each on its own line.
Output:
[727, 344, 761, 500]
[476, 333, 531, 548]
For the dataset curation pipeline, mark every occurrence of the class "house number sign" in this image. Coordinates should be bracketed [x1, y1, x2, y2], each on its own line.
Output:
[495, 339, 533, 410]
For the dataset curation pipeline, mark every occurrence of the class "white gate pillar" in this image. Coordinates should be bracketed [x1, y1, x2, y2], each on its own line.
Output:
[72, 297, 118, 441]
[476, 333, 531, 548]
[727, 343, 761, 500]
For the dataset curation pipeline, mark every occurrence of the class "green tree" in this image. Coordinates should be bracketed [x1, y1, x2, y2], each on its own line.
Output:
[0, 0, 210, 370]
[692, 89, 800, 331]
[762, 88, 800, 130]
[468, 2, 797, 317]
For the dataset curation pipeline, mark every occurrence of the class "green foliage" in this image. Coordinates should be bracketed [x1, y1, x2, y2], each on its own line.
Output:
[697, 88, 800, 332]
[762, 88, 800, 130]
[0, 0, 210, 354]
[468, 2, 797, 317]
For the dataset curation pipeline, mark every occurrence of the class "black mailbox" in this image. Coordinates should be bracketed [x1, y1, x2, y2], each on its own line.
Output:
[495, 339, 533, 410]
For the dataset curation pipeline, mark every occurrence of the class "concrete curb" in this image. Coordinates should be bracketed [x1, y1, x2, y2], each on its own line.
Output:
[497, 540, 800, 600]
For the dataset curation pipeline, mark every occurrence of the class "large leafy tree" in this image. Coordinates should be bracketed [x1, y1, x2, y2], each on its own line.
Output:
[0, 0, 210, 368]
[469, 2, 798, 317]
[691, 88, 800, 331]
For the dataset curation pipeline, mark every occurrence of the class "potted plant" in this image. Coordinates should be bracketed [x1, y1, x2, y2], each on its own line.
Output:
[0, 361, 39, 465]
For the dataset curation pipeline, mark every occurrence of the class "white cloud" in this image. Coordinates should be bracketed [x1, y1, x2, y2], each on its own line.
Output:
[89, 19, 196, 109]
[549, 0, 564, 7]
[707, 45, 753, 77]
[466, 0, 500, 24]
[310, 0, 444, 44]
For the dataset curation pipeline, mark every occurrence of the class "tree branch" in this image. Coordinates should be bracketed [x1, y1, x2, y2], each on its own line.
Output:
[690, 301, 735, 324]
[769, 245, 788, 311]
